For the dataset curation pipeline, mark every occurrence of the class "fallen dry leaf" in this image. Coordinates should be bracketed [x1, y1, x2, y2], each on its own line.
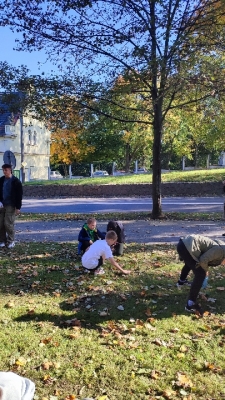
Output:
[144, 323, 156, 331]
[135, 319, 144, 326]
[99, 311, 108, 317]
[153, 338, 167, 347]
[15, 357, 27, 367]
[150, 370, 160, 379]
[179, 344, 188, 353]
[162, 389, 177, 399]
[40, 337, 52, 345]
[42, 374, 56, 385]
[68, 332, 80, 340]
[41, 361, 53, 370]
[170, 328, 179, 333]
[204, 361, 222, 372]
[5, 300, 15, 308]
[145, 308, 152, 317]
[175, 372, 193, 388]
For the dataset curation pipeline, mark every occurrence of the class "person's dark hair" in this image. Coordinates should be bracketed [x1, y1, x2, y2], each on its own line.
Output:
[107, 220, 125, 243]
[2, 164, 12, 171]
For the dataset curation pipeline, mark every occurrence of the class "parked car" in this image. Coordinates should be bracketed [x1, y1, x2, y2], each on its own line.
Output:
[50, 170, 63, 179]
[65, 175, 84, 179]
[93, 170, 109, 177]
[134, 168, 148, 174]
[113, 170, 132, 176]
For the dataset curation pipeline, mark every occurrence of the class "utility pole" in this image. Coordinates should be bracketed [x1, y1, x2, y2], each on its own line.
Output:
[19, 112, 25, 183]
[18, 85, 30, 183]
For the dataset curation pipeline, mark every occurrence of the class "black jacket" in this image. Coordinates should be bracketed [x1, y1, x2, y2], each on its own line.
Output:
[0, 175, 23, 209]
[107, 220, 125, 243]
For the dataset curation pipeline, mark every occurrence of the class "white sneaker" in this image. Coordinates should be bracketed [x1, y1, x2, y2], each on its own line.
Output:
[94, 267, 105, 276]
[7, 242, 15, 248]
[0, 242, 5, 247]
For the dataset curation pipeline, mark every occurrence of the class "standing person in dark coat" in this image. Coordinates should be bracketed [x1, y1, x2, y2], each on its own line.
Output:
[107, 220, 125, 256]
[0, 164, 23, 248]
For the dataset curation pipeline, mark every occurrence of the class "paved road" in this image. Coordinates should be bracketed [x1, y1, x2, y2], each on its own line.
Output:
[22, 196, 224, 214]
[15, 219, 225, 245]
[15, 196, 225, 245]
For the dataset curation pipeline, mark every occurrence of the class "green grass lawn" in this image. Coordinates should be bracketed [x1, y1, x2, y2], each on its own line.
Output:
[17, 210, 224, 222]
[25, 168, 225, 186]
[1, 241, 225, 400]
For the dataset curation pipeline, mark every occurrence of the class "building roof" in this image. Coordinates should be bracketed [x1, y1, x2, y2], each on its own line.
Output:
[0, 94, 19, 137]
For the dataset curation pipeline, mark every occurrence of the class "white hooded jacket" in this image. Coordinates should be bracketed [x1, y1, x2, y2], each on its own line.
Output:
[0, 372, 35, 400]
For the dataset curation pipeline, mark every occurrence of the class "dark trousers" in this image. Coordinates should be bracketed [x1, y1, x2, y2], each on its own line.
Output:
[113, 243, 124, 256]
[84, 256, 103, 273]
[177, 239, 206, 303]
[78, 241, 91, 255]
[0, 206, 16, 243]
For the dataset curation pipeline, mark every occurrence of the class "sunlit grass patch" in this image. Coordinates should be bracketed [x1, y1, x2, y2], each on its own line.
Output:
[0, 242, 224, 399]
[24, 167, 225, 186]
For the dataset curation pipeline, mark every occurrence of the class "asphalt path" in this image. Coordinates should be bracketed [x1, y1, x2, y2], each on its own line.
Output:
[12, 196, 225, 245]
[22, 196, 224, 214]
[15, 219, 225, 245]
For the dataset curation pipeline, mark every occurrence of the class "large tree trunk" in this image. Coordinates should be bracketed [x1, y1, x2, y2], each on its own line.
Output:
[150, 1, 163, 219]
[151, 103, 163, 219]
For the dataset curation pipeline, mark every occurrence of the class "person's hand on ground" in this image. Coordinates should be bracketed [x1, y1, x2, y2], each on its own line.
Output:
[121, 269, 131, 275]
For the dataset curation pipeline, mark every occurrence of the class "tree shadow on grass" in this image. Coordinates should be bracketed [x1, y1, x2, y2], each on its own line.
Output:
[14, 270, 225, 329]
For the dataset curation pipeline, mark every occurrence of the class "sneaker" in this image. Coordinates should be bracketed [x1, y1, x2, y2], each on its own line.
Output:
[176, 279, 191, 287]
[185, 302, 203, 316]
[83, 268, 90, 274]
[7, 242, 15, 249]
[0, 242, 5, 248]
[94, 267, 105, 276]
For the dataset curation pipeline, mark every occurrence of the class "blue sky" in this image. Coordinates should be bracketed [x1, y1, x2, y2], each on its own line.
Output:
[0, 26, 57, 75]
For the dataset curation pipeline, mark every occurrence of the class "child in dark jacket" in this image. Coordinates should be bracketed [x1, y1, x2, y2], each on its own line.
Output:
[107, 220, 125, 256]
[78, 217, 105, 255]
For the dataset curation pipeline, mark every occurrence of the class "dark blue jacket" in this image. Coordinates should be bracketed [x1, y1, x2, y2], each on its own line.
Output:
[78, 225, 105, 244]
[0, 175, 23, 209]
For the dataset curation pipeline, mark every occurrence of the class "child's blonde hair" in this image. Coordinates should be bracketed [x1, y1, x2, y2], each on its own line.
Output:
[106, 230, 117, 241]
[87, 217, 96, 225]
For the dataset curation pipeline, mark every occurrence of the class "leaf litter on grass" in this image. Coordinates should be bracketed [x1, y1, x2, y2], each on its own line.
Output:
[0, 242, 224, 399]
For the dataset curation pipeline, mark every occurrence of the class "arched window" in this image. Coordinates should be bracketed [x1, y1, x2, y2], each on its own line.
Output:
[33, 131, 37, 145]
[28, 130, 31, 145]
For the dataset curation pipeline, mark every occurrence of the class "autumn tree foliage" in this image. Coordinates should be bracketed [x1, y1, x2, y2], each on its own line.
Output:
[1, 1, 225, 217]
[83, 75, 153, 170]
